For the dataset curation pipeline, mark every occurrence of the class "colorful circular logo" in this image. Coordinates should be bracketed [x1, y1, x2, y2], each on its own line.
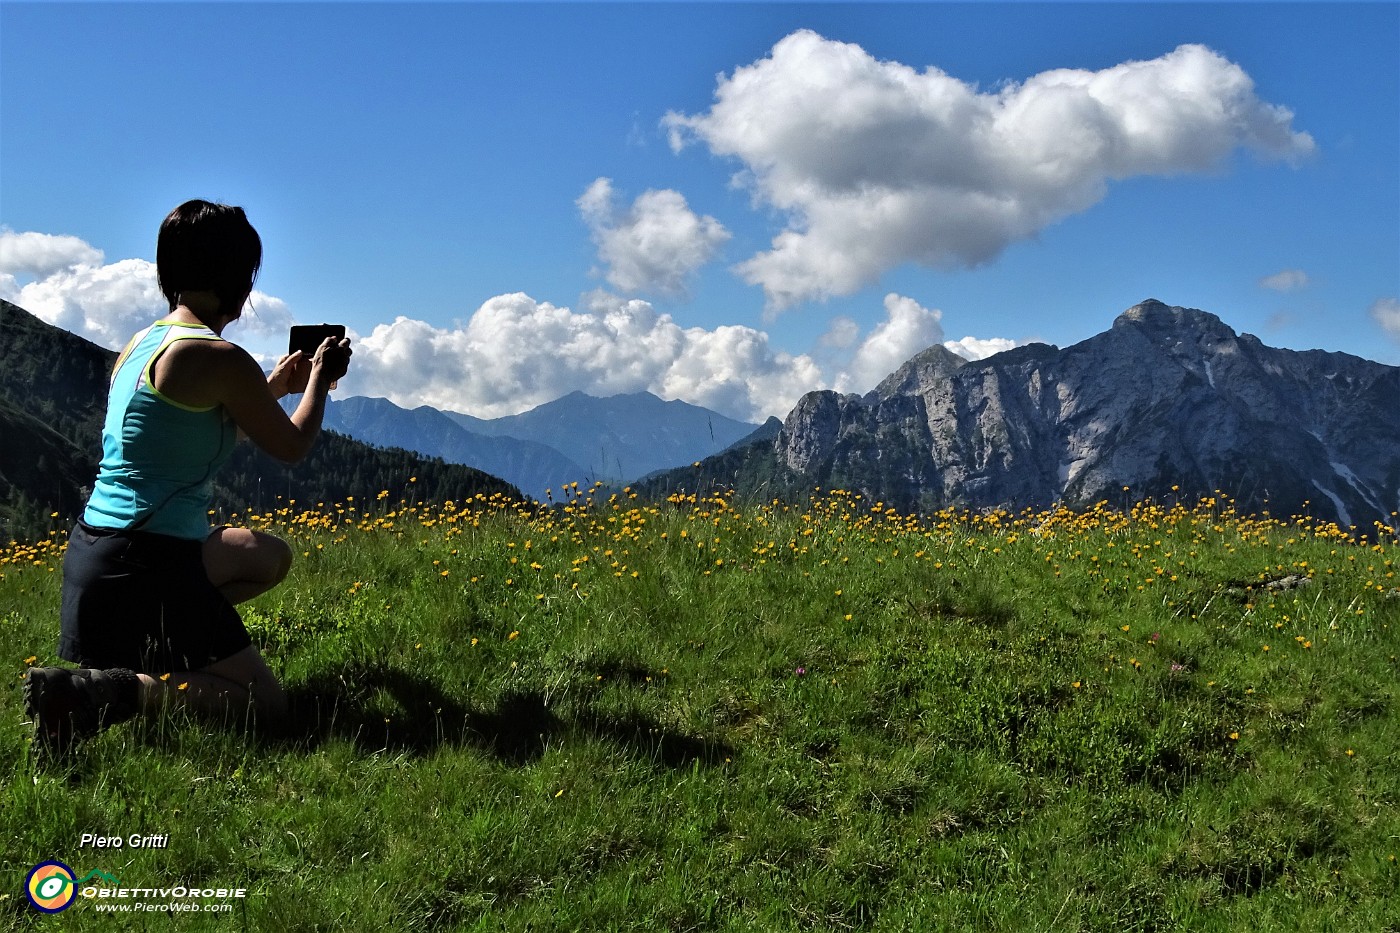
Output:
[26, 861, 78, 913]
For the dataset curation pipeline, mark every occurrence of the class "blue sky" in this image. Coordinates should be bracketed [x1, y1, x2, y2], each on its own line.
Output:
[2, 2, 1397, 422]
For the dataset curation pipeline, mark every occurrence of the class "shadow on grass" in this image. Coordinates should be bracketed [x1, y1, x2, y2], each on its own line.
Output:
[280, 664, 732, 769]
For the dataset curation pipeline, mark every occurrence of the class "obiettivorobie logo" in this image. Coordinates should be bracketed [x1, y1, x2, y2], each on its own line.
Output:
[25, 861, 121, 913]
[24, 860, 248, 914]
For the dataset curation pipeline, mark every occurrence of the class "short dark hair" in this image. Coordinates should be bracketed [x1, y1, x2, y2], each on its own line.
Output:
[156, 200, 262, 313]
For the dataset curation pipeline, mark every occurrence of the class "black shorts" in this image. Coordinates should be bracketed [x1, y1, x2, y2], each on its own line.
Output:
[59, 523, 252, 673]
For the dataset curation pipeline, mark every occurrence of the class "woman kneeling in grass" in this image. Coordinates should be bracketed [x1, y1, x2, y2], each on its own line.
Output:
[24, 199, 352, 755]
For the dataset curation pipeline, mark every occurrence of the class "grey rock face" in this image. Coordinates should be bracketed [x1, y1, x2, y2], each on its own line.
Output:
[770, 300, 1400, 528]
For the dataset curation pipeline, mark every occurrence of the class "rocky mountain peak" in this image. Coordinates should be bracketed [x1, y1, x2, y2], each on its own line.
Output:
[867, 343, 967, 403]
[1113, 299, 1238, 344]
[753, 300, 1400, 529]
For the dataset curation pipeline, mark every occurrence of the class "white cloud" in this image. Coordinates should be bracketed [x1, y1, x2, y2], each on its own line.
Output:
[0, 229, 104, 279]
[343, 289, 820, 422]
[345, 289, 1025, 419]
[659, 321, 821, 422]
[1371, 297, 1400, 341]
[819, 316, 860, 349]
[577, 177, 730, 297]
[1, 229, 298, 354]
[7, 257, 166, 349]
[1259, 269, 1309, 292]
[0, 229, 160, 348]
[835, 294, 946, 393]
[234, 290, 296, 340]
[944, 336, 1020, 360]
[828, 294, 1021, 393]
[665, 31, 1316, 311]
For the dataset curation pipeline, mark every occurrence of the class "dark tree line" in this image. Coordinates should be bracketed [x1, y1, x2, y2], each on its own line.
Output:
[211, 430, 522, 519]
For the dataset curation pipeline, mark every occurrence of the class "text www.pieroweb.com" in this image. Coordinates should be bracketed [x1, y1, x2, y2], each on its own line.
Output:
[91, 901, 234, 914]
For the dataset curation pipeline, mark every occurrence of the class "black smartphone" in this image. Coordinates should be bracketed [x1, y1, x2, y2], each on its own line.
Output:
[288, 324, 346, 356]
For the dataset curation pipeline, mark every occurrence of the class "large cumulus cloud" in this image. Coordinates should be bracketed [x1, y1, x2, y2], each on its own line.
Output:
[345, 290, 822, 422]
[346, 290, 1015, 419]
[664, 31, 1316, 311]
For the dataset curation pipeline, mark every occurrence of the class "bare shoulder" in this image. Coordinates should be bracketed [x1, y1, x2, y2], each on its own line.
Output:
[154, 337, 263, 408]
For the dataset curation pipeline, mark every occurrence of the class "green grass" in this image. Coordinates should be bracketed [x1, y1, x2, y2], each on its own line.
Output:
[3, 489, 1399, 931]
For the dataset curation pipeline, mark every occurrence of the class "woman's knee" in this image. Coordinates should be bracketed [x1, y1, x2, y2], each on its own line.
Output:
[263, 533, 293, 584]
[206, 527, 292, 586]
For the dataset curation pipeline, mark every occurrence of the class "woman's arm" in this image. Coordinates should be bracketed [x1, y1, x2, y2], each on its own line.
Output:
[155, 337, 351, 465]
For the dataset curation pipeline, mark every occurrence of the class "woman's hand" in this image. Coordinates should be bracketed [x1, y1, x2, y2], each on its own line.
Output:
[311, 336, 353, 386]
[266, 351, 312, 398]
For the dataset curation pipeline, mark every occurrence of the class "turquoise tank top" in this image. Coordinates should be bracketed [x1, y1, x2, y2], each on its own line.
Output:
[83, 321, 237, 539]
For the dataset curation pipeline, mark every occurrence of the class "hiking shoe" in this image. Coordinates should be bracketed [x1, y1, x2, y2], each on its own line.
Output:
[22, 667, 140, 756]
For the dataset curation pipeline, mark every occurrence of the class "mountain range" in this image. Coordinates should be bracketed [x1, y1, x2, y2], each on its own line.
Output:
[0, 297, 761, 535]
[7, 297, 1398, 537]
[317, 391, 761, 500]
[641, 300, 1400, 532]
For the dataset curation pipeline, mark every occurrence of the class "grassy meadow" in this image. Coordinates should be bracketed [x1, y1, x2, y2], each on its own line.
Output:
[2, 485, 1399, 931]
